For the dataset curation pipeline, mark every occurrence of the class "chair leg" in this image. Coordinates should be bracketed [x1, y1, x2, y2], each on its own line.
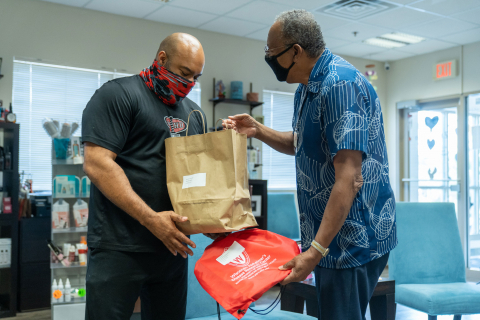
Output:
[453, 315, 462, 320]
[428, 316, 437, 320]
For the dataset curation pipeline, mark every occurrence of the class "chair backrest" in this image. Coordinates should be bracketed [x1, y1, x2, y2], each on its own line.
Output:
[389, 202, 466, 285]
[267, 193, 300, 240]
[186, 235, 227, 319]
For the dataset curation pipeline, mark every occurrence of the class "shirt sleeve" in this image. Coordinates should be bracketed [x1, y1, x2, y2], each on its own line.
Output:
[323, 80, 369, 158]
[82, 80, 134, 154]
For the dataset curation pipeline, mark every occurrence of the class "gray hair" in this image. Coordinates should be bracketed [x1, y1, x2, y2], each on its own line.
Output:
[275, 10, 325, 58]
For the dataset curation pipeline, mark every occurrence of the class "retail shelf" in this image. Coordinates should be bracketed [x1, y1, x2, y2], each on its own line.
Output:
[52, 227, 88, 234]
[0, 264, 11, 269]
[52, 159, 83, 165]
[52, 195, 89, 199]
[209, 98, 263, 108]
[52, 299, 86, 305]
[51, 263, 87, 269]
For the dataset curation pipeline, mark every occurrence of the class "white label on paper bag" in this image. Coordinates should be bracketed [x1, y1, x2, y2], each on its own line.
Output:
[182, 173, 206, 189]
[217, 241, 247, 266]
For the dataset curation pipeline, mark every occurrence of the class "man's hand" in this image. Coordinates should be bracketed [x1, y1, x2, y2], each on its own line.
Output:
[279, 248, 322, 285]
[143, 211, 196, 259]
[223, 114, 258, 138]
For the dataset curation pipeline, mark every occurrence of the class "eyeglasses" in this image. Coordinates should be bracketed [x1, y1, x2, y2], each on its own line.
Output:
[264, 44, 294, 55]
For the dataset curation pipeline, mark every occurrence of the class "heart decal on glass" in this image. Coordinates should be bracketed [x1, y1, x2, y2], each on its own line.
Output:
[427, 139, 435, 149]
[425, 116, 439, 131]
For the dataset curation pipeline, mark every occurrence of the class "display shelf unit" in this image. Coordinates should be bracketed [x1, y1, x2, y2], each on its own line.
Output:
[51, 145, 89, 320]
[52, 286, 86, 305]
[51, 159, 83, 165]
[51, 263, 86, 269]
[210, 78, 263, 126]
[0, 122, 20, 318]
[52, 227, 88, 234]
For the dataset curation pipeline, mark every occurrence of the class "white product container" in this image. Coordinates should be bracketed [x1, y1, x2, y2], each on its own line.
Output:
[0, 238, 12, 266]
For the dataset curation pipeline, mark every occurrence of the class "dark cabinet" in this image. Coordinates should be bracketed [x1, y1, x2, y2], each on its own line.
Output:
[18, 217, 51, 311]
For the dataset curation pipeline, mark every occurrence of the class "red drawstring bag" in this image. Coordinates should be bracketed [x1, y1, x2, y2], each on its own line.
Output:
[194, 228, 300, 319]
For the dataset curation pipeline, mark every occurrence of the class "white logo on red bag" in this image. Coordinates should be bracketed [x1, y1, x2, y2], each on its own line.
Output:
[216, 241, 250, 267]
[164, 116, 187, 137]
[225, 247, 250, 267]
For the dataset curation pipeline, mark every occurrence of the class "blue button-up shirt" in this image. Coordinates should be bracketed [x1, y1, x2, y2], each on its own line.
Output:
[293, 48, 397, 269]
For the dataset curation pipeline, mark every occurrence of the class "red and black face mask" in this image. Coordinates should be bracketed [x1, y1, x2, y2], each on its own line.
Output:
[140, 60, 195, 106]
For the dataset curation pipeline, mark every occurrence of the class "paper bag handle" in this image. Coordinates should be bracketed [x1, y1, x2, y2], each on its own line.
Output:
[215, 119, 230, 131]
[186, 110, 205, 136]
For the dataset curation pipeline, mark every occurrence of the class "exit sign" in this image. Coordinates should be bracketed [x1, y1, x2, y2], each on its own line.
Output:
[433, 60, 457, 80]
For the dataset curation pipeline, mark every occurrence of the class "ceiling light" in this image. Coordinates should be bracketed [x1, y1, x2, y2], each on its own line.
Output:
[363, 38, 406, 48]
[380, 32, 425, 44]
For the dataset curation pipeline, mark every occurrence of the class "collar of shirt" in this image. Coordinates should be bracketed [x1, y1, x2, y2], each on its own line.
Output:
[302, 48, 333, 94]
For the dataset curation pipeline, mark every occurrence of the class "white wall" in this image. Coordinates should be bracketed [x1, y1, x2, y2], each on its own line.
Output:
[384, 41, 480, 195]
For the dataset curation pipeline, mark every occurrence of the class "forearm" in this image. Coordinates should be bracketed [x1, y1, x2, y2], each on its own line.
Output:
[84, 160, 155, 226]
[256, 124, 295, 156]
[314, 180, 358, 248]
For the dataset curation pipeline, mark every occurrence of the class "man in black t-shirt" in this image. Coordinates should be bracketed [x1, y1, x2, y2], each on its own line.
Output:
[82, 33, 206, 320]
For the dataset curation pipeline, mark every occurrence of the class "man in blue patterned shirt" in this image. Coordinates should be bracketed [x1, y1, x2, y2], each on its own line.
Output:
[224, 9, 397, 320]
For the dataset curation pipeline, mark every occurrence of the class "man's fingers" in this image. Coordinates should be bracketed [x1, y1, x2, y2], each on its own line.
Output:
[165, 243, 177, 256]
[280, 269, 298, 285]
[280, 274, 294, 286]
[228, 114, 248, 120]
[178, 232, 196, 249]
[170, 212, 188, 223]
[171, 239, 188, 258]
[279, 258, 295, 270]
[172, 239, 193, 258]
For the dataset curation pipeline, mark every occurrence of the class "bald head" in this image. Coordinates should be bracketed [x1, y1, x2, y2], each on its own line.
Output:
[155, 33, 205, 82]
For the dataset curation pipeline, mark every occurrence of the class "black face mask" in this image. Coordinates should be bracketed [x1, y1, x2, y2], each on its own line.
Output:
[265, 45, 295, 82]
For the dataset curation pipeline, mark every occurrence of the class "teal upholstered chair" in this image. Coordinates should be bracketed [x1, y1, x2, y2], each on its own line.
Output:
[389, 202, 480, 320]
[267, 193, 300, 240]
[186, 234, 314, 320]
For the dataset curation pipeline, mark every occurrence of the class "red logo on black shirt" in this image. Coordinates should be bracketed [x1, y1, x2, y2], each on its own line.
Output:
[164, 116, 187, 137]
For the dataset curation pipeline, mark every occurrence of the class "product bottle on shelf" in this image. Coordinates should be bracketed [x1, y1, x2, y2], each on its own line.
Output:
[52, 279, 58, 303]
[58, 279, 65, 303]
[68, 245, 75, 263]
[73, 199, 89, 227]
[65, 278, 72, 302]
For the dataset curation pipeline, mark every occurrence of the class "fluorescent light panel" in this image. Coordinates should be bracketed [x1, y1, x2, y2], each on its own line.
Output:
[381, 32, 425, 44]
[363, 32, 425, 48]
[363, 38, 406, 48]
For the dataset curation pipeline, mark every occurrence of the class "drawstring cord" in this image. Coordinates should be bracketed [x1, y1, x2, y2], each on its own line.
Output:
[216, 285, 285, 319]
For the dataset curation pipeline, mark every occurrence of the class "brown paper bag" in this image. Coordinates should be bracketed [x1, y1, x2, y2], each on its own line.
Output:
[165, 110, 258, 235]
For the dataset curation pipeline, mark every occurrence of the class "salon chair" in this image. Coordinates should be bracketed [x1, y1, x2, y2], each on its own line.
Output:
[267, 193, 300, 241]
[389, 202, 480, 320]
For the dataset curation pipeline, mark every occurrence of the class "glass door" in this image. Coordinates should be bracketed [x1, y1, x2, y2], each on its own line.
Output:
[402, 105, 460, 212]
[467, 93, 480, 270]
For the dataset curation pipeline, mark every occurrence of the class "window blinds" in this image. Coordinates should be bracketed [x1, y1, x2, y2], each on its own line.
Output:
[262, 90, 296, 189]
[12, 60, 201, 191]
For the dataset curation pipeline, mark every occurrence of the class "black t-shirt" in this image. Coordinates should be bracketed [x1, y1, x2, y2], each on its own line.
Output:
[82, 75, 207, 252]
